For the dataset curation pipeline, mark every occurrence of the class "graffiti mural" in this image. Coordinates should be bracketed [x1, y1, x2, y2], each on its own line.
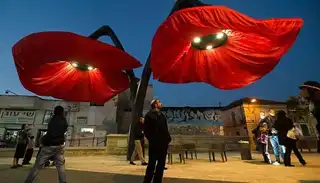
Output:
[161, 107, 224, 135]
[161, 107, 221, 124]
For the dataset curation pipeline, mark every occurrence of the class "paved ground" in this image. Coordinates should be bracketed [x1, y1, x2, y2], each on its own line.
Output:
[0, 152, 319, 183]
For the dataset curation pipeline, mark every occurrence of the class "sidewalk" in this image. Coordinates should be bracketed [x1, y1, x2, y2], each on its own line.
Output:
[0, 152, 319, 183]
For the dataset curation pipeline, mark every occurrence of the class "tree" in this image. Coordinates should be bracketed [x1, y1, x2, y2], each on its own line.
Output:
[286, 96, 309, 122]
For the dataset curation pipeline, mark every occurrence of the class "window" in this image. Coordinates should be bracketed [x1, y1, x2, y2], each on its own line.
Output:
[0, 128, 5, 139]
[231, 111, 237, 126]
[43, 110, 68, 124]
[79, 128, 94, 137]
[76, 117, 88, 125]
[300, 124, 310, 136]
[90, 102, 104, 106]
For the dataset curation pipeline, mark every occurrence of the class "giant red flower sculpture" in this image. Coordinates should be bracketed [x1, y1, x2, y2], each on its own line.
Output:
[12, 32, 142, 104]
[150, 6, 303, 89]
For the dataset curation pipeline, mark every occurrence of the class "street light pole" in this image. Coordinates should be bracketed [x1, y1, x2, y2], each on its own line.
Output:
[5, 90, 18, 95]
[126, 0, 208, 160]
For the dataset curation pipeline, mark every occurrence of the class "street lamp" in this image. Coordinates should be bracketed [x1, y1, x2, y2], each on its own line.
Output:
[250, 98, 257, 103]
[5, 90, 18, 95]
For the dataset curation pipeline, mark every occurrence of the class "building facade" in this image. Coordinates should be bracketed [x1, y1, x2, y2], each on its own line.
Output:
[114, 85, 154, 134]
[1, 91, 316, 149]
[220, 97, 317, 150]
[0, 85, 154, 147]
[0, 95, 119, 147]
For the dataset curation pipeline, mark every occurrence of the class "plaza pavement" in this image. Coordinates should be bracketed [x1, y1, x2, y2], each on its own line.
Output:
[0, 152, 319, 183]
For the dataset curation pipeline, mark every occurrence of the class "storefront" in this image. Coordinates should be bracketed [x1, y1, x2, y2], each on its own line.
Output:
[0, 95, 117, 147]
[0, 109, 39, 147]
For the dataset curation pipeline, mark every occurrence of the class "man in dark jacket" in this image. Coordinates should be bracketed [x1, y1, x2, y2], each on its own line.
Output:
[143, 99, 171, 183]
[130, 117, 148, 165]
[299, 81, 320, 153]
[25, 106, 68, 183]
[260, 109, 284, 165]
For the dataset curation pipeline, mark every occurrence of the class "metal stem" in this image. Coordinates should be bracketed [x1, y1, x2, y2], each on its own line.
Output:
[88, 26, 138, 99]
[126, 0, 207, 160]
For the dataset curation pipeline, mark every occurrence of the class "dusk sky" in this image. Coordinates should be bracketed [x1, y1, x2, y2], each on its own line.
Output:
[0, 0, 319, 107]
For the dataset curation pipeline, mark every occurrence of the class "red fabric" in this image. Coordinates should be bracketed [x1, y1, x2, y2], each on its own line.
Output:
[13, 32, 142, 104]
[150, 6, 303, 89]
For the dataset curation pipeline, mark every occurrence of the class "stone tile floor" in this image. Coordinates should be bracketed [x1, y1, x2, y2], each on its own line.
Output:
[0, 152, 319, 183]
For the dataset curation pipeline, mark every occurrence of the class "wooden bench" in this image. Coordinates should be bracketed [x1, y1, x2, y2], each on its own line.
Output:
[296, 136, 318, 152]
[167, 144, 185, 164]
[196, 143, 227, 162]
[183, 143, 197, 159]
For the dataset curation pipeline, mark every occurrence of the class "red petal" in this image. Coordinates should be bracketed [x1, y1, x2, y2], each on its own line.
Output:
[151, 6, 303, 89]
[12, 32, 142, 72]
[12, 31, 141, 103]
[17, 62, 129, 104]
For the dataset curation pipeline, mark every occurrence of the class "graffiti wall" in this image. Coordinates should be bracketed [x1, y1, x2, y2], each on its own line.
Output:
[161, 107, 224, 135]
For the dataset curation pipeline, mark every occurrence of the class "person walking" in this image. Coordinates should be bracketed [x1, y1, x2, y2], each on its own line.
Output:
[299, 81, 320, 153]
[258, 122, 272, 164]
[143, 99, 171, 183]
[274, 110, 306, 167]
[24, 106, 68, 183]
[252, 124, 261, 151]
[36, 136, 54, 167]
[22, 136, 35, 165]
[261, 110, 284, 165]
[130, 117, 148, 166]
[11, 124, 29, 169]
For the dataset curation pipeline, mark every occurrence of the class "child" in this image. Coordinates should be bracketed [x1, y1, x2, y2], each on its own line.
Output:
[22, 136, 35, 165]
[258, 123, 272, 164]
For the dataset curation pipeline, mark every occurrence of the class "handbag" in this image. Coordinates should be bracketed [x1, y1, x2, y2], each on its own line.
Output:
[287, 127, 302, 139]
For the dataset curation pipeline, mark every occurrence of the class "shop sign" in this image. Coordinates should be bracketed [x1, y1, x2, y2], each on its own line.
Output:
[0, 110, 36, 124]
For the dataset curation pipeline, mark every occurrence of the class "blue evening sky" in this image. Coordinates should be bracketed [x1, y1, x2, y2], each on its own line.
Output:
[0, 0, 319, 107]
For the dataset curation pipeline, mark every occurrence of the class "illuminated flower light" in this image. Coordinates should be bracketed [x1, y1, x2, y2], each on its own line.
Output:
[12, 31, 142, 104]
[150, 6, 303, 89]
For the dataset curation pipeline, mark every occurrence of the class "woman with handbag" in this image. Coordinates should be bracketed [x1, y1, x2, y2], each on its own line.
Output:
[284, 124, 306, 167]
[275, 111, 306, 167]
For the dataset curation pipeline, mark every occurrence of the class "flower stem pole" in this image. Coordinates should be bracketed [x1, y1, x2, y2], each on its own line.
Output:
[126, 0, 207, 160]
[88, 26, 138, 99]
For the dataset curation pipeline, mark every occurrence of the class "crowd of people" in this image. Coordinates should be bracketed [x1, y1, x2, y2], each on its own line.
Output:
[11, 124, 34, 169]
[252, 80, 320, 167]
[11, 106, 69, 183]
[252, 109, 306, 167]
[7, 80, 319, 183]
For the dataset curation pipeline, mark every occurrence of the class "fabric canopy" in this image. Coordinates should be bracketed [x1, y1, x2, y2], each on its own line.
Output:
[150, 6, 303, 89]
[13, 32, 142, 104]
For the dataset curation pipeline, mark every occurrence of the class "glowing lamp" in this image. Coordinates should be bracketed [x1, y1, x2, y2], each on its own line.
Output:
[206, 45, 213, 50]
[193, 37, 201, 43]
[191, 32, 228, 50]
[71, 62, 78, 67]
[88, 66, 94, 71]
